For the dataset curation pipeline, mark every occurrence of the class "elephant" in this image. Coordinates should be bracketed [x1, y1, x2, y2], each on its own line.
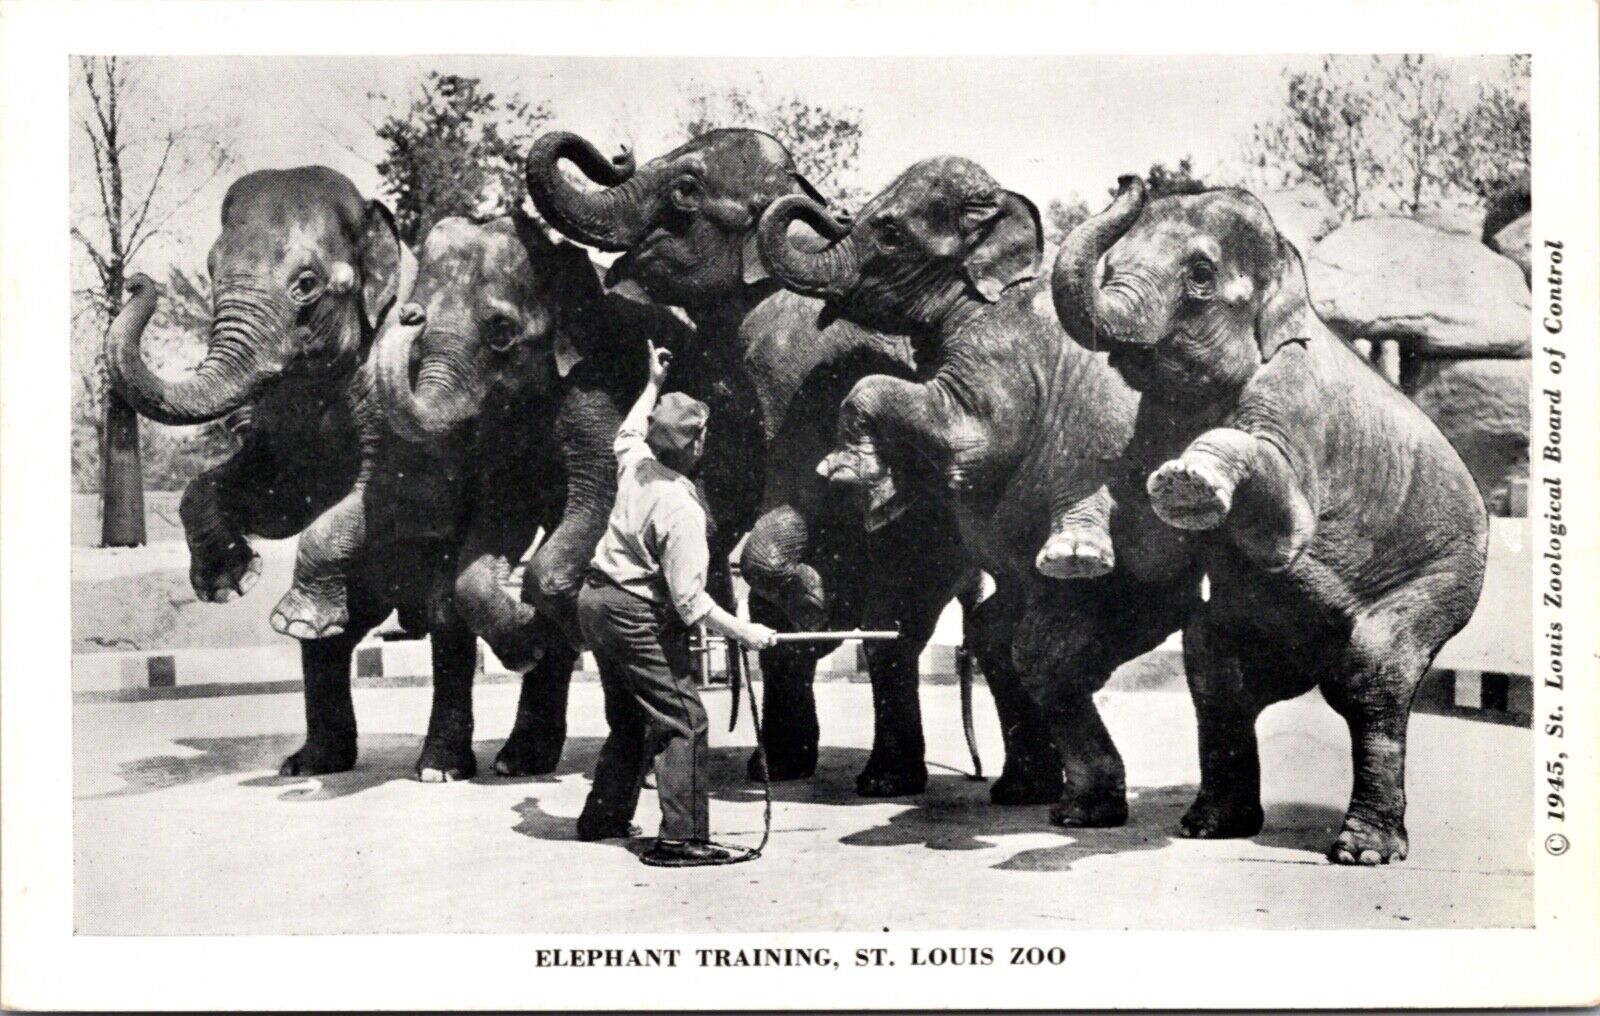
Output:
[525, 128, 980, 797]
[104, 166, 442, 776]
[368, 211, 692, 777]
[757, 155, 1205, 825]
[1051, 176, 1489, 863]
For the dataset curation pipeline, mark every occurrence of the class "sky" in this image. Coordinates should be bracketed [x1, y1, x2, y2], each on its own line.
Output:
[69, 53, 1519, 280]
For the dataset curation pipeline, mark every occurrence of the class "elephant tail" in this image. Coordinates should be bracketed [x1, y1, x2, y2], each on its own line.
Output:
[957, 641, 984, 781]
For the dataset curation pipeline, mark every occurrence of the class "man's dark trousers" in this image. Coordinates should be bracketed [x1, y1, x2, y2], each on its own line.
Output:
[577, 575, 711, 841]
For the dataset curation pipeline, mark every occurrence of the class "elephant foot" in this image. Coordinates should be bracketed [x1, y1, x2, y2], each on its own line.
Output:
[1329, 815, 1409, 866]
[1178, 794, 1264, 839]
[1035, 528, 1115, 580]
[416, 737, 478, 783]
[192, 541, 263, 603]
[271, 585, 349, 641]
[1147, 457, 1233, 531]
[990, 767, 1064, 806]
[279, 733, 357, 776]
[747, 745, 816, 783]
[492, 729, 564, 776]
[854, 765, 928, 798]
[1049, 793, 1128, 828]
[818, 442, 885, 489]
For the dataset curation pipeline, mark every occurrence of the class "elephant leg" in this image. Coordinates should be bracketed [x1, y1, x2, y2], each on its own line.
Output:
[747, 593, 822, 782]
[179, 444, 267, 603]
[1318, 580, 1457, 865]
[1035, 484, 1116, 580]
[279, 583, 389, 776]
[971, 584, 1062, 806]
[271, 482, 370, 641]
[494, 620, 579, 776]
[1178, 616, 1286, 839]
[453, 522, 543, 674]
[416, 613, 480, 783]
[855, 637, 927, 797]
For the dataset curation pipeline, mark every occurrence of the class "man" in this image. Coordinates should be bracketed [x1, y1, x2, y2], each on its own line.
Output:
[576, 340, 779, 867]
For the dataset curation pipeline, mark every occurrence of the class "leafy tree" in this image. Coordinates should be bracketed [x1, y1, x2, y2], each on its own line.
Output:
[71, 56, 231, 542]
[1454, 54, 1530, 201]
[678, 78, 868, 211]
[1043, 195, 1092, 247]
[1137, 157, 1209, 199]
[1250, 58, 1386, 219]
[372, 73, 553, 245]
[1249, 55, 1529, 221]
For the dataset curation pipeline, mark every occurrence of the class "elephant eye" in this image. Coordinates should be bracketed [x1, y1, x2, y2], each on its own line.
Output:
[1186, 257, 1217, 297]
[875, 220, 903, 250]
[669, 176, 702, 211]
[290, 270, 323, 302]
[485, 315, 521, 352]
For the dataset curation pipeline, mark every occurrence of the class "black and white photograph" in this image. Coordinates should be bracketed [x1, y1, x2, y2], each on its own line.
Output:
[2, 0, 1597, 1010]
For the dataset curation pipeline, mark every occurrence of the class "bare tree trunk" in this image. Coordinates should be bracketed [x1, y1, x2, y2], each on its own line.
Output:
[101, 389, 147, 546]
[98, 267, 146, 547]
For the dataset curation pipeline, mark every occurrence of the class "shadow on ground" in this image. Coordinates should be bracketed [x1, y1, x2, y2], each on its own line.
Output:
[508, 744, 1345, 869]
[83, 733, 609, 803]
[92, 734, 1342, 866]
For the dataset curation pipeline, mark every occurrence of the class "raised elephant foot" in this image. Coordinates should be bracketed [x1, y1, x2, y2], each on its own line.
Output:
[271, 585, 349, 641]
[1329, 815, 1409, 866]
[191, 542, 263, 603]
[416, 738, 478, 783]
[1147, 457, 1233, 531]
[854, 766, 928, 798]
[989, 767, 1065, 806]
[492, 730, 564, 776]
[1035, 528, 1115, 580]
[279, 733, 357, 776]
[747, 745, 817, 783]
[1178, 794, 1264, 839]
[1049, 793, 1128, 828]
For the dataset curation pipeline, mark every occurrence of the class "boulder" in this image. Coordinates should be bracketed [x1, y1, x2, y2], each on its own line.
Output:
[1489, 212, 1532, 286]
[1414, 203, 1484, 237]
[1258, 186, 1341, 255]
[1306, 217, 1531, 358]
[1410, 358, 1529, 516]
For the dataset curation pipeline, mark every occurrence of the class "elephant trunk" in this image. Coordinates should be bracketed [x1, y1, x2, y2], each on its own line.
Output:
[374, 304, 483, 442]
[523, 131, 666, 252]
[1051, 176, 1147, 349]
[757, 194, 861, 299]
[105, 273, 273, 426]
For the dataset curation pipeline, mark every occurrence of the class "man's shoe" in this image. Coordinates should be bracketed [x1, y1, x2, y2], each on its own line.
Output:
[640, 839, 734, 867]
[576, 819, 642, 842]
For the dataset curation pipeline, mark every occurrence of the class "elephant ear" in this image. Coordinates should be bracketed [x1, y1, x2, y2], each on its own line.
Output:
[512, 209, 601, 378]
[359, 200, 406, 331]
[961, 190, 1043, 302]
[1255, 241, 1313, 361]
[550, 241, 606, 378]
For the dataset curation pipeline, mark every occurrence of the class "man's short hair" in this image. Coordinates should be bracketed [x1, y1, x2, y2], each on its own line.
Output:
[647, 392, 711, 473]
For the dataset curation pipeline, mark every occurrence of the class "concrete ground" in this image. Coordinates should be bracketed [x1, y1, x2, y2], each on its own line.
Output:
[74, 678, 1533, 935]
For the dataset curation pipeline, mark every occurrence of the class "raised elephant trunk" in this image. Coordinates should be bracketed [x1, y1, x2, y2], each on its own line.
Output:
[105, 273, 271, 426]
[523, 131, 664, 252]
[1051, 176, 1147, 349]
[757, 194, 860, 299]
[373, 304, 483, 442]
